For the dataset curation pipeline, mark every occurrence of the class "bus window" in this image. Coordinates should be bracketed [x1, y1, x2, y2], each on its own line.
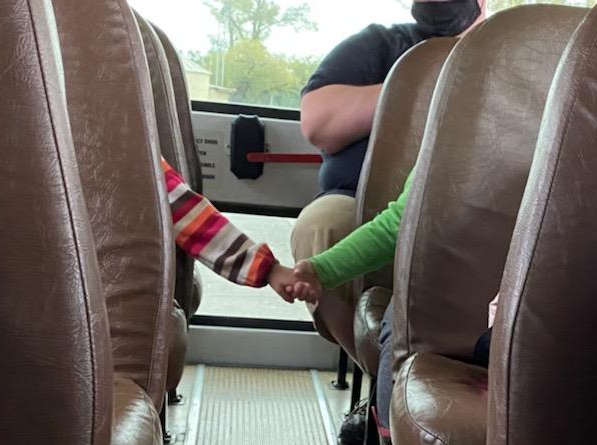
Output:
[130, 0, 595, 110]
[129, 0, 414, 109]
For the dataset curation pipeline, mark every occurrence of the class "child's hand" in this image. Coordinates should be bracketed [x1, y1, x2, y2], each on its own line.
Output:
[268, 264, 297, 303]
[268, 264, 318, 304]
[292, 260, 323, 303]
[268, 262, 321, 305]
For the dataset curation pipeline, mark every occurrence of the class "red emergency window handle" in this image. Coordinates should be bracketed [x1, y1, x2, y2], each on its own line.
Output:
[246, 152, 322, 164]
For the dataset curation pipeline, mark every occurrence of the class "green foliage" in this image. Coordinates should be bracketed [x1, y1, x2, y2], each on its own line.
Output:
[199, 39, 320, 108]
[197, 0, 320, 108]
[185, 49, 204, 65]
[225, 40, 291, 104]
[202, 0, 318, 49]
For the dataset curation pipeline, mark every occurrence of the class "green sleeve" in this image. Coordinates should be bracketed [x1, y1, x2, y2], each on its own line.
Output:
[311, 170, 414, 289]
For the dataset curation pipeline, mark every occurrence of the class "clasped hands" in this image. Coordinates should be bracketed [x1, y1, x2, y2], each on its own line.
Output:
[267, 260, 323, 305]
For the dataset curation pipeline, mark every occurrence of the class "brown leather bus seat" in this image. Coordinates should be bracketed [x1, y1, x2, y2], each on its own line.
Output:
[0, 1, 112, 443]
[52, 0, 176, 443]
[389, 5, 587, 445]
[152, 21, 204, 318]
[489, 6, 597, 444]
[135, 11, 192, 393]
[136, 13, 201, 319]
[152, 23, 202, 194]
[351, 38, 457, 376]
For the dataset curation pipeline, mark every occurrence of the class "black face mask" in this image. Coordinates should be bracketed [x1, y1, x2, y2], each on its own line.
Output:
[411, 0, 481, 36]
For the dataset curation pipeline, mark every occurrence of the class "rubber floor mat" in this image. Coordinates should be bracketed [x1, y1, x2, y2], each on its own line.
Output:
[196, 367, 329, 445]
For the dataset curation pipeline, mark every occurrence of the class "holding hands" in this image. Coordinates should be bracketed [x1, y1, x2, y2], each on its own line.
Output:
[267, 260, 323, 305]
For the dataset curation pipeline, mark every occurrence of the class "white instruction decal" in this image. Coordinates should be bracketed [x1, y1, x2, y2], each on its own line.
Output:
[196, 130, 225, 189]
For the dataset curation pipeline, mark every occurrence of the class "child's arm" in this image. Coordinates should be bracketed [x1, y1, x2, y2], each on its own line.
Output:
[304, 169, 414, 291]
[162, 158, 276, 288]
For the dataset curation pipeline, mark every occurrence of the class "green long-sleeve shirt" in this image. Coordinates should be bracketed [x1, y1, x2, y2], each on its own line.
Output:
[311, 170, 414, 289]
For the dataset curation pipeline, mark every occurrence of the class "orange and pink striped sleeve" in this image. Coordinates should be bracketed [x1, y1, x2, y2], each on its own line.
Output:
[161, 157, 277, 287]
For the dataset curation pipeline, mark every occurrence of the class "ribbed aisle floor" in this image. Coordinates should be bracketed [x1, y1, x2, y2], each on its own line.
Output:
[194, 367, 331, 445]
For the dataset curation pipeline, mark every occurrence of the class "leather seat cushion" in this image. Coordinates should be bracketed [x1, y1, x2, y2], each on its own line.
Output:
[112, 377, 162, 445]
[391, 353, 487, 445]
[166, 301, 188, 391]
[354, 286, 392, 376]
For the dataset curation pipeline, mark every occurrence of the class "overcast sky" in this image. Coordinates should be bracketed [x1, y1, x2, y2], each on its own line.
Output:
[129, 0, 414, 58]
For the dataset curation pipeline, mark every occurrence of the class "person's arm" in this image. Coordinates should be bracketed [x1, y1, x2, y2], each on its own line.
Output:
[300, 25, 390, 154]
[162, 158, 277, 288]
[309, 170, 414, 289]
[300, 83, 382, 154]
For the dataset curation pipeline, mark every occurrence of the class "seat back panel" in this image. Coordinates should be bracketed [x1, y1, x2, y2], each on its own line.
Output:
[394, 5, 587, 366]
[53, 0, 175, 406]
[489, 6, 597, 444]
[355, 37, 457, 291]
[0, 0, 112, 442]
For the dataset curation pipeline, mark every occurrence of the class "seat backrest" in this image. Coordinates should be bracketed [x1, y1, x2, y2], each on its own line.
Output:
[135, 12, 197, 319]
[489, 7, 597, 445]
[152, 23, 202, 193]
[355, 37, 457, 292]
[52, 0, 175, 407]
[136, 12, 190, 182]
[0, 0, 112, 443]
[393, 5, 587, 369]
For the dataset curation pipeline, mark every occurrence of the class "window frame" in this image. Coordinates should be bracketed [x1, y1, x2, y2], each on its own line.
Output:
[192, 100, 301, 121]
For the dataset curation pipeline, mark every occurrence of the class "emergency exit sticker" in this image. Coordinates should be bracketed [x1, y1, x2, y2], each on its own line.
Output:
[196, 130, 225, 189]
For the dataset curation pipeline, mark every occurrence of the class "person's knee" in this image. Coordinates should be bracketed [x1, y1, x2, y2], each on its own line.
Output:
[291, 194, 355, 260]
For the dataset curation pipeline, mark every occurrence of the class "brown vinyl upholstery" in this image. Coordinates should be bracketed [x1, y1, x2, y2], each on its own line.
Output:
[135, 11, 192, 392]
[0, 1, 112, 443]
[489, 6, 597, 444]
[165, 305, 187, 392]
[390, 5, 587, 445]
[151, 21, 204, 319]
[152, 23, 202, 194]
[52, 0, 175, 442]
[394, 353, 488, 444]
[136, 12, 200, 318]
[354, 287, 393, 376]
[112, 378, 162, 445]
[142, 16, 202, 320]
[352, 38, 457, 376]
[135, 12, 190, 184]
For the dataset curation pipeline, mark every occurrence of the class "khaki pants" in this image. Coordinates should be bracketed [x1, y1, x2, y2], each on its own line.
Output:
[291, 194, 357, 358]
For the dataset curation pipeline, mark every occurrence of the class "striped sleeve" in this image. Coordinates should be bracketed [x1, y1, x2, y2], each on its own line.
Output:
[161, 157, 277, 287]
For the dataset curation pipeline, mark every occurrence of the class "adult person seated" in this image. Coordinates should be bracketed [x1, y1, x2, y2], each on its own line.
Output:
[289, 1, 487, 443]
[292, 0, 486, 355]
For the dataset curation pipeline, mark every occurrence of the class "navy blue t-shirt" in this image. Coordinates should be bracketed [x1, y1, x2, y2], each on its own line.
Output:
[302, 23, 431, 197]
